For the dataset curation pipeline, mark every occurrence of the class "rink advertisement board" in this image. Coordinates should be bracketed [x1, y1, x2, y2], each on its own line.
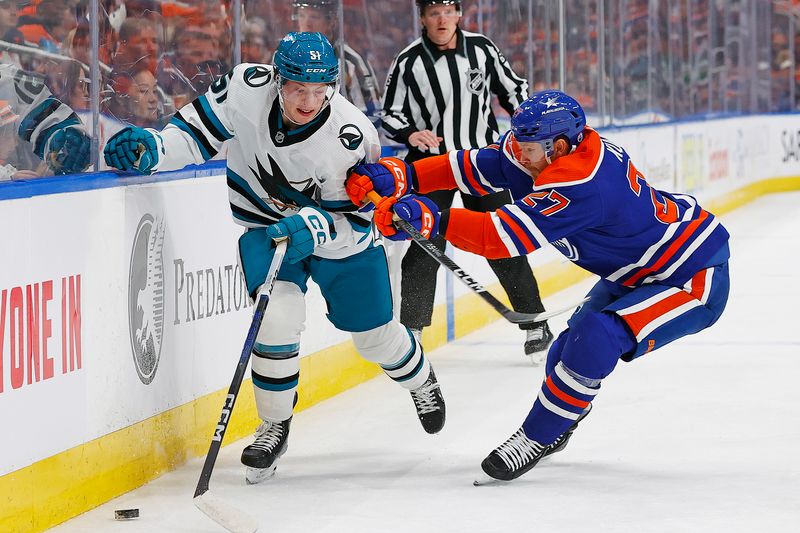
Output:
[0, 174, 352, 476]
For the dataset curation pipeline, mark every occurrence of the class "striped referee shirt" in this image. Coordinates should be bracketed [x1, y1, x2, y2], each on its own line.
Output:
[381, 27, 527, 156]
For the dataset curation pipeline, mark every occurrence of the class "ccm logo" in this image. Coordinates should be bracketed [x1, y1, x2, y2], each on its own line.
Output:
[421, 213, 433, 238]
[383, 160, 406, 196]
[306, 68, 327, 73]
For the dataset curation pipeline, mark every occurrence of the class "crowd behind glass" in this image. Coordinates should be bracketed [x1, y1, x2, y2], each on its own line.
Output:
[0, 0, 797, 179]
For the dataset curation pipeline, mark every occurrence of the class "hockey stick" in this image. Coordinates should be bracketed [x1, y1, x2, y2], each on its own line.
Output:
[366, 191, 586, 324]
[193, 237, 289, 533]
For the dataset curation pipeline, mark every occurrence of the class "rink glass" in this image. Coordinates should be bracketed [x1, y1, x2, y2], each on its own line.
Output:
[0, 0, 796, 175]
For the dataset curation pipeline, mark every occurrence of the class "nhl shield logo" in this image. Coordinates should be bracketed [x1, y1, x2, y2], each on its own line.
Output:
[466, 68, 485, 94]
[275, 131, 286, 144]
[128, 214, 166, 385]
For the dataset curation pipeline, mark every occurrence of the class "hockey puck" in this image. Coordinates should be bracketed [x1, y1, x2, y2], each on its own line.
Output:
[114, 508, 140, 520]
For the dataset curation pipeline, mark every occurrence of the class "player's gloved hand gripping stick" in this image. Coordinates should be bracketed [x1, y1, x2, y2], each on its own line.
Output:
[365, 191, 586, 325]
[193, 237, 289, 533]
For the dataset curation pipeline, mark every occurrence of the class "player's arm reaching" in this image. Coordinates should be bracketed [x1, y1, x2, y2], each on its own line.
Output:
[346, 142, 511, 242]
[346, 143, 509, 200]
[103, 68, 237, 173]
[346, 141, 602, 257]
[1, 63, 91, 175]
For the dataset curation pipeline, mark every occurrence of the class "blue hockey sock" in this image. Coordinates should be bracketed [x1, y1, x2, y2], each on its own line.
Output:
[522, 362, 599, 444]
[522, 312, 634, 443]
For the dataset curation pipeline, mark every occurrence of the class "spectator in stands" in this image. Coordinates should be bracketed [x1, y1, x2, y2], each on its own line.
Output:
[50, 60, 89, 111]
[16, 0, 78, 51]
[242, 17, 268, 63]
[1, 0, 21, 40]
[112, 16, 159, 75]
[0, 0, 25, 64]
[158, 25, 225, 108]
[0, 98, 44, 180]
[106, 66, 161, 128]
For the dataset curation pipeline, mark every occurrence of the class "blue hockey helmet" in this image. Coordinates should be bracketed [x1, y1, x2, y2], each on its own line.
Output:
[274, 32, 339, 84]
[511, 90, 586, 161]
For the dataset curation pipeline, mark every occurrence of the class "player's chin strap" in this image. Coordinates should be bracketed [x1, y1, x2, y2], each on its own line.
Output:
[366, 190, 587, 325]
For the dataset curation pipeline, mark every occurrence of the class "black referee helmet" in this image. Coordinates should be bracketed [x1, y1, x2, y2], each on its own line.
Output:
[292, 0, 337, 11]
[416, 0, 462, 13]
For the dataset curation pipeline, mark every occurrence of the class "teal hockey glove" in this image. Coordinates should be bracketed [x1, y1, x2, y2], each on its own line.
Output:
[264, 207, 336, 264]
[104, 126, 162, 173]
[44, 126, 91, 175]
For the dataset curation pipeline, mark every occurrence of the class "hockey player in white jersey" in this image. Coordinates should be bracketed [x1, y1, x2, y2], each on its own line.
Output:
[102, 32, 446, 483]
[0, 62, 91, 177]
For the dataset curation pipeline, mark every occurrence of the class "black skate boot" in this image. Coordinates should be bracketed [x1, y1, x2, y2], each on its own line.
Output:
[524, 321, 554, 360]
[544, 403, 592, 458]
[480, 404, 592, 481]
[410, 368, 445, 434]
[241, 417, 291, 484]
[480, 428, 549, 481]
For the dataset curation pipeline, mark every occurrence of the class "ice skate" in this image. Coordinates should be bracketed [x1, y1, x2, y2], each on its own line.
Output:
[241, 417, 291, 484]
[543, 403, 592, 458]
[524, 321, 553, 364]
[410, 368, 445, 434]
[479, 428, 549, 482]
[479, 404, 592, 482]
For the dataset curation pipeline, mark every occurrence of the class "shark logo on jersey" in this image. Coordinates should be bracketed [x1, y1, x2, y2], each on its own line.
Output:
[338, 124, 363, 150]
[250, 154, 317, 211]
[466, 68, 485, 95]
[243, 66, 272, 88]
[552, 237, 580, 261]
[128, 213, 166, 385]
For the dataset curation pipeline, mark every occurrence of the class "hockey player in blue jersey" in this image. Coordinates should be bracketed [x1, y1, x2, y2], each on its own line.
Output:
[345, 90, 730, 481]
[103, 32, 446, 484]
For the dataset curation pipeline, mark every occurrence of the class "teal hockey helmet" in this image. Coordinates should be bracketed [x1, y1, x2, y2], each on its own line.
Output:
[274, 31, 339, 84]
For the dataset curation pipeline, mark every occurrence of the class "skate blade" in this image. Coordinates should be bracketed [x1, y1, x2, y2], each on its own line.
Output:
[245, 465, 277, 485]
[527, 354, 545, 367]
[473, 471, 510, 487]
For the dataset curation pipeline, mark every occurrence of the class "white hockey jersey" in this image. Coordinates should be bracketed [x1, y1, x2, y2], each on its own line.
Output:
[0, 63, 84, 163]
[154, 63, 382, 260]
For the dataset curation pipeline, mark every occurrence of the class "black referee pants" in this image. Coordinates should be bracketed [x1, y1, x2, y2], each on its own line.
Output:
[399, 187, 545, 331]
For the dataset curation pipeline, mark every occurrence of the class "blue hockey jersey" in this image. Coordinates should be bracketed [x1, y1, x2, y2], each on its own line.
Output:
[419, 127, 730, 288]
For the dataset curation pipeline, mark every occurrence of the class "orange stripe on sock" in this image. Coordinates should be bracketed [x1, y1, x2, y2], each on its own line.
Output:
[545, 376, 590, 409]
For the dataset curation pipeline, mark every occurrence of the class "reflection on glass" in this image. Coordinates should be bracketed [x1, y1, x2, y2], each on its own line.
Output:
[0, 0, 795, 178]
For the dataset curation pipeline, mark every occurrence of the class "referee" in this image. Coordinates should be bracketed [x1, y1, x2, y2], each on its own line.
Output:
[381, 0, 552, 360]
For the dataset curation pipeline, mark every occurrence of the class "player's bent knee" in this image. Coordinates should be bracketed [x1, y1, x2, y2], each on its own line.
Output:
[352, 321, 411, 365]
[256, 281, 306, 346]
[560, 311, 636, 380]
[545, 329, 570, 376]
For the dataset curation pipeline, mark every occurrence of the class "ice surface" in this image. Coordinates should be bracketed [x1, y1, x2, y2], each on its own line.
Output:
[53, 193, 800, 533]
